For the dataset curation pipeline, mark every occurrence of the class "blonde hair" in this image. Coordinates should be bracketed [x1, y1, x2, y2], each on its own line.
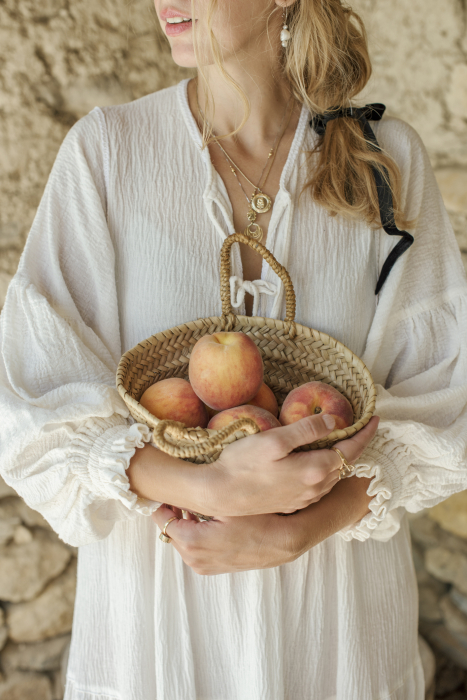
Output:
[193, 0, 410, 230]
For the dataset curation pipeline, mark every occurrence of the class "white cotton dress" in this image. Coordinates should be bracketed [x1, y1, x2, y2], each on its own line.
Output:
[1, 79, 467, 700]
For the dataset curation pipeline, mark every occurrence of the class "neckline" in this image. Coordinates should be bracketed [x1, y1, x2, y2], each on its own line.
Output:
[177, 78, 311, 317]
[177, 78, 310, 200]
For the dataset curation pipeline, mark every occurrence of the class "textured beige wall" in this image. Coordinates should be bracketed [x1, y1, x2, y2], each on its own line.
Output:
[359, 0, 467, 164]
[356, 0, 467, 258]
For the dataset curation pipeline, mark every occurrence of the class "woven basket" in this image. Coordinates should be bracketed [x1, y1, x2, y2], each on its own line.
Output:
[117, 233, 376, 464]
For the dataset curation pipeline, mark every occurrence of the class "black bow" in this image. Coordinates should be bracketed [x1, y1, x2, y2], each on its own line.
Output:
[310, 104, 414, 295]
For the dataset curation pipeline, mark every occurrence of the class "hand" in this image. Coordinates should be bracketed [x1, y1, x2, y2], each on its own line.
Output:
[153, 450, 377, 576]
[152, 505, 302, 575]
[201, 415, 380, 518]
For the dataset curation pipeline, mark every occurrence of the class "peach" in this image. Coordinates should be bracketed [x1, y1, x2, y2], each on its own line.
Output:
[208, 404, 281, 433]
[204, 404, 219, 420]
[140, 378, 208, 428]
[279, 381, 353, 429]
[188, 331, 263, 411]
[247, 383, 279, 417]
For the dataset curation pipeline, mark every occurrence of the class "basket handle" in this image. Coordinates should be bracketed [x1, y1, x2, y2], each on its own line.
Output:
[220, 233, 296, 324]
[152, 417, 261, 459]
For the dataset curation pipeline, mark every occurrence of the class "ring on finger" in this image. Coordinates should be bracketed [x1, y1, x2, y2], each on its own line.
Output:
[159, 515, 178, 544]
[331, 446, 356, 480]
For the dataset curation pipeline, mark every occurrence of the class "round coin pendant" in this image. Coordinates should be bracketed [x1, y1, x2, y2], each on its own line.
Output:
[244, 223, 263, 243]
[251, 193, 272, 214]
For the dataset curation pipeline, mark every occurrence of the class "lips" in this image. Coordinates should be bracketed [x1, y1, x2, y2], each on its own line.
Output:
[165, 19, 193, 36]
[160, 7, 195, 36]
[160, 6, 191, 19]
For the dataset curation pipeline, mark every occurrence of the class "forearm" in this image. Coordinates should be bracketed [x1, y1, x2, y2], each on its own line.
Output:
[293, 476, 374, 556]
[127, 444, 209, 513]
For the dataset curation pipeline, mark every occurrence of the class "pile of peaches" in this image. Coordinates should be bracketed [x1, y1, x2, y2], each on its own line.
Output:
[140, 331, 354, 434]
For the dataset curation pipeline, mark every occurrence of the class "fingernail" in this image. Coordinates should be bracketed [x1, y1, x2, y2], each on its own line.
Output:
[322, 414, 335, 430]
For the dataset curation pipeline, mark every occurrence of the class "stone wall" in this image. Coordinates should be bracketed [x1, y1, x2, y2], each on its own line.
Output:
[358, 0, 467, 269]
[411, 496, 467, 697]
[0, 475, 76, 699]
[0, 1, 466, 698]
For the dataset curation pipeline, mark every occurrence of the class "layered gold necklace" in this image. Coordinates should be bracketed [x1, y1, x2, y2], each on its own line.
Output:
[196, 88, 294, 243]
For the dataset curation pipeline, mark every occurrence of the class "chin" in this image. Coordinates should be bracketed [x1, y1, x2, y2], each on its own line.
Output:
[170, 45, 198, 68]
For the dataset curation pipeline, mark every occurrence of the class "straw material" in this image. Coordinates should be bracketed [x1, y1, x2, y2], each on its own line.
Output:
[117, 233, 377, 463]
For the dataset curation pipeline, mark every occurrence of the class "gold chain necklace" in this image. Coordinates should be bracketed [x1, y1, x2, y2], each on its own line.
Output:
[196, 87, 294, 242]
[217, 102, 293, 242]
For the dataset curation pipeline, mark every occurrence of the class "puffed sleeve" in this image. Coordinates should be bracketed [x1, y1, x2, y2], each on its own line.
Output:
[0, 109, 161, 547]
[339, 118, 467, 542]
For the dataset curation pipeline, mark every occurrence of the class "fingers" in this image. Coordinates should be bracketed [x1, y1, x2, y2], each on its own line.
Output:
[269, 414, 337, 457]
[280, 476, 339, 512]
[314, 416, 379, 477]
[152, 504, 183, 540]
[171, 506, 184, 520]
[287, 417, 379, 497]
[181, 509, 199, 521]
[173, 506, 200, 522]
[323, 471, 340, 490]
[291, 443, 339, 483]
[152, 504, 206, 544]
[332, 416, 380, 464]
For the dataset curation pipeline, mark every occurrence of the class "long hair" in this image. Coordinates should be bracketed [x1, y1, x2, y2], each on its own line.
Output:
[191, 0, 410, 230]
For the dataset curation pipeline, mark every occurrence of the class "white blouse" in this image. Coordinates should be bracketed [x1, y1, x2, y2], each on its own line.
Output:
[1, 79, 466, 700]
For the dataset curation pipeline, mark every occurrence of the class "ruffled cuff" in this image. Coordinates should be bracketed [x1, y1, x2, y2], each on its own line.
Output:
[337, 442, 412, 542]
[69, 416, 161, 516]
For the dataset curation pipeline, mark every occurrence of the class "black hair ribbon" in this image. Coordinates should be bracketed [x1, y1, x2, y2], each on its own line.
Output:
[310, 104, 414, 295]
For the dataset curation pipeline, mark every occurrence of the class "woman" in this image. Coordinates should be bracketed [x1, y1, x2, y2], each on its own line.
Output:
[1, 0, 466, 698]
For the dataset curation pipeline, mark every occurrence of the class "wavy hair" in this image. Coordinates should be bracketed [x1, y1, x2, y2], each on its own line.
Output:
[192, 0, 410, 229]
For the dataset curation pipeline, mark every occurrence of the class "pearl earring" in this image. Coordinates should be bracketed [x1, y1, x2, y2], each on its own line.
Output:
[280, 7, 291, 48]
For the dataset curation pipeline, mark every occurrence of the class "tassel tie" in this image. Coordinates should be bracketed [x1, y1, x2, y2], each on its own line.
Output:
[229, 276, 278, 317]
[310, 104, 414, 295]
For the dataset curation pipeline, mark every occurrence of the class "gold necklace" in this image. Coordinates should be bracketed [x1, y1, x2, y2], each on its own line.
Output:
[196, 87, 294, 242]
[215, 101, 294, 241]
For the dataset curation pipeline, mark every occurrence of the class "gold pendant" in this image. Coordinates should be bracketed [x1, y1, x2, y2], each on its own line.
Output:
[251, 192, 272, 214]
[244, 223, 263, 242]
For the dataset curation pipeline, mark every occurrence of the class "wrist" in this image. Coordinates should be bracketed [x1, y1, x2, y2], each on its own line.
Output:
[195, 460, 234, 518]
[127, 443, 214, 514]
[291, 475, 374, 556]
[198, 459, 263, 519]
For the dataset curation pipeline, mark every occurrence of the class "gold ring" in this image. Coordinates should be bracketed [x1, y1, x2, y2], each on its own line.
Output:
[159, 532, 172, 544]
[162, 515, 178, 541]
[331, 446, 356, 480]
